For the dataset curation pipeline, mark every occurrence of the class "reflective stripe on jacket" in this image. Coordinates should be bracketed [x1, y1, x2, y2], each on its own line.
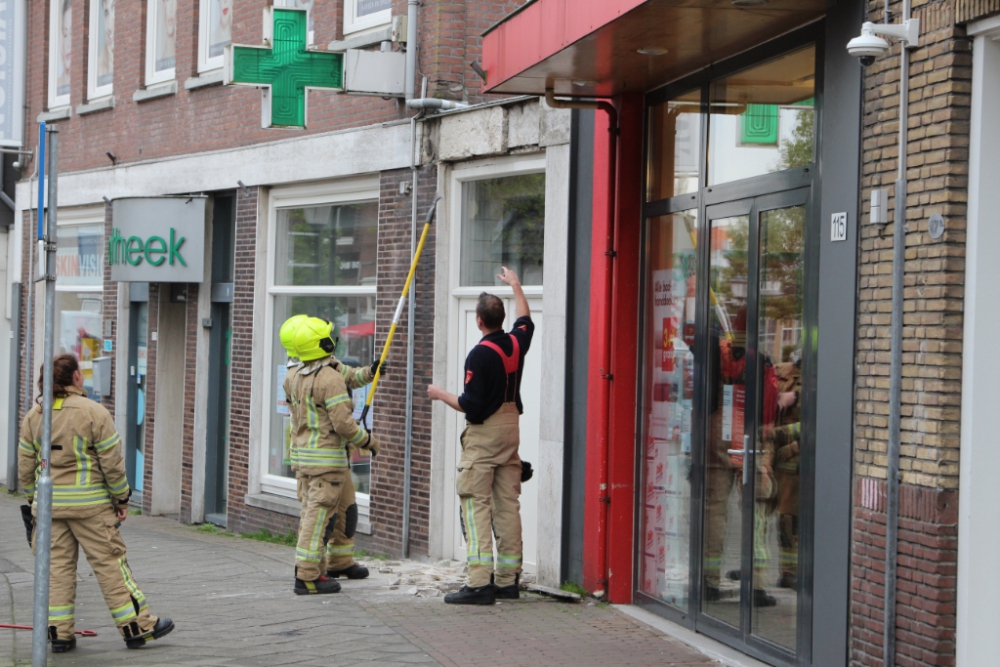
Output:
[18, 387, 131, 518]
[283, 356, 374, 476]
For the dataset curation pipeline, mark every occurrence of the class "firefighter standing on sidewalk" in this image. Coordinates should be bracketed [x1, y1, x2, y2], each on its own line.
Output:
[282, 316, 381, 594]
[427, 267, 534, 605]
[18, 354, 174, 652]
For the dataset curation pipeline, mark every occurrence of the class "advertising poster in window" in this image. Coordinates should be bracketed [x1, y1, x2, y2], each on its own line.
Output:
[95, 0, 114, 87]
[207, 0, 232, 58]
[356, 0, 391, 16]
[54, 0, 72, 97]
[154, 0, 177, 71]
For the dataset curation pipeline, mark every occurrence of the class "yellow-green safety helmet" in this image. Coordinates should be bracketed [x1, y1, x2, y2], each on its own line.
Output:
[279, 314, 308, 358]
[293, 316, 338, 362]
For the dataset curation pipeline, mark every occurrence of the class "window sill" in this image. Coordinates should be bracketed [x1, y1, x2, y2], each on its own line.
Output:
[328, 24, 393, 51]
[245, 492, 372, 534]
[185, 70, 224, 91]
[77, 96, 115, 116]
[133, 80, 178, 103]
[37, 107, 72, 122]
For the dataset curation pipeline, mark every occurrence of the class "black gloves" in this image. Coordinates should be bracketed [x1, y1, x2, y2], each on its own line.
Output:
[370, 359, 385, 376]
[521, 460, 533, 483]
[20, 505, 33, 546]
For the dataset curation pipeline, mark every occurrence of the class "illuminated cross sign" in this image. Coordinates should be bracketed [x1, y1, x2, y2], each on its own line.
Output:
[224, 8, 343, 128]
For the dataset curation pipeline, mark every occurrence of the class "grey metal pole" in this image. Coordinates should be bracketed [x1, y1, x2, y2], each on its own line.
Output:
[6, 282, 22, 490]
[31, 124, 57, 667]
[401, 107, 422, 559]
[404, 0, 418, 101]
[884, 3, 911, 664]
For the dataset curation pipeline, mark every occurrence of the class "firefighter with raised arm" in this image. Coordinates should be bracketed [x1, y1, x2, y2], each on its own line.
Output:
[18, 354, 174, 652]
[427, 267, 534, 605]
[282, 315, 382, 594]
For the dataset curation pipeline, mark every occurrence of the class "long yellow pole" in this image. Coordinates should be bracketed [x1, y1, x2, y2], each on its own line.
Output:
[359, 196, 441, 426]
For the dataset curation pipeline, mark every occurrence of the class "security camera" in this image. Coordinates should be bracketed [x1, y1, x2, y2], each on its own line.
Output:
[847, 23, 889, 65]
[847, 20, 921, 66]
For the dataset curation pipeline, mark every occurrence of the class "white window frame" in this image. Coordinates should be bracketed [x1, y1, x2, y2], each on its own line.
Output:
[259, 177, 380, 514]
[197, 0, 229, 73]
[344, 0, 392, 36]
[144, 0, 175, 85]
[87, 0, 113, 101]
[448, 153, 547, 297]
[48, 0, 71, 109]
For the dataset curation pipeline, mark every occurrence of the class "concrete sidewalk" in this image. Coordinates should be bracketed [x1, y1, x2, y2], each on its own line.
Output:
[0, 492, 717, 666]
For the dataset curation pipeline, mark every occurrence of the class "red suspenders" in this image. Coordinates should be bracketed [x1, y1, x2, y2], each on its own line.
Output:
[477, 335, 521, 402]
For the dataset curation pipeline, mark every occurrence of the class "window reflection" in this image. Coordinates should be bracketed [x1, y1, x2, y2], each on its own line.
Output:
[708, 45, 816, 186]
[647, 89, 702, 201]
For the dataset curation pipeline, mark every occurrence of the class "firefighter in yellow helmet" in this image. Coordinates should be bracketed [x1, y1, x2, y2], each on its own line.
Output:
[282, 315, 382, 594]
[18, 354, 174, 652]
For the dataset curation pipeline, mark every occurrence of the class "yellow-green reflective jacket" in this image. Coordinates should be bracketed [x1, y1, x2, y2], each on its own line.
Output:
[19, 387, 131, 519]
[282, 356, 374, 476]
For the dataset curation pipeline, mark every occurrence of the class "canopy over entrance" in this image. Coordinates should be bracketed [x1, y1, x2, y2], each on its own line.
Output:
[482, 0, 826, 96]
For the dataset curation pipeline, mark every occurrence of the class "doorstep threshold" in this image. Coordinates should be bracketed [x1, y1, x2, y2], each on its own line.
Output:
[616, 605, 773, 667]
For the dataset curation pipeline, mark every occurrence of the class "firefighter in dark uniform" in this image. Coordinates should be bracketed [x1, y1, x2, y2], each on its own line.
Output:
[427, 267, 534, 605]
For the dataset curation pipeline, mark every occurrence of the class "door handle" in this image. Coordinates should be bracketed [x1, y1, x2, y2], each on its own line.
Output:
[743, 434, 751, 485]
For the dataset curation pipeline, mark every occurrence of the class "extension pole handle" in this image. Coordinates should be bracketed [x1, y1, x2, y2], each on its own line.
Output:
[359, 196, 442, 427]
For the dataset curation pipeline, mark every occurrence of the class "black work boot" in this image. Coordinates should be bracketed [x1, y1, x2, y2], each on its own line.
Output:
[753, 589, 777, 607]
[125, 617, 175, 649]
[328, 563, 369, 579]
[294, 575, 342, 595]
[492, 573, 520, 600]
[444, 584, 496, 605]
[51, 637, 76, 653]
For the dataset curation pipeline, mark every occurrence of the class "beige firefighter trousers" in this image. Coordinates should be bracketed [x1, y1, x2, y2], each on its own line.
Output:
[295, 469, 357, 574]
[34, 506, 158, 641]
[294, 468, 348, 581]
[457, 403, 522, 588]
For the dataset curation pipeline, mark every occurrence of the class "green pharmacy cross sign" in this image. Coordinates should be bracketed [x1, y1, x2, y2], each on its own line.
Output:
[224, 8, 343, 128]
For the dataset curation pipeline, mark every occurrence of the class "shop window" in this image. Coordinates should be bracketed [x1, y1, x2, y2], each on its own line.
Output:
[87, 0, 114, 100]
[48, 0, 72, 108]
[145, 0, 176, 84]
[344, 0, 391, 36]
[55, 219, 105, 401]
[263, 190, 379, 503]
[638, 210, 698, 609]
[646, 88, 701, 202]
[460, 173, 545, 287]
[707, 45, 816, 186]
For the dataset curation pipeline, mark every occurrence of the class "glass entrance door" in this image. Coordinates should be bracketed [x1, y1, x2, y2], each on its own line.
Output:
[700, 188, 808, 660]
[125, 296, 149, 499]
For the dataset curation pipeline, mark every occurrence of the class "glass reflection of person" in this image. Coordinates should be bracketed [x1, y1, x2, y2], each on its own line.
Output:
[96, 0, 114, 86]
[156, 0, 176, 70]
[57, 0, 72, 97]
[210, 0, 232, 55]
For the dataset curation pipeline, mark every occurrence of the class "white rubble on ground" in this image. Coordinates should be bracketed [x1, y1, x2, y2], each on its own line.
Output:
[369, 558, 536, 598]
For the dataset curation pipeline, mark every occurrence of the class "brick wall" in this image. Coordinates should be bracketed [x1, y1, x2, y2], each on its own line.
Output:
[21, 0, 529, 176]
[179, 284, 200, 523]
[141, 284, 160, 515]
[852, 480, 958, 667]
[101, 202, 117, 415]
[364, 167, 437, 558]
[853, 1, 969, 665]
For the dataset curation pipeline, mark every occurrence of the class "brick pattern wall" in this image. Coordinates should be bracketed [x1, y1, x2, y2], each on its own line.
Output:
[954, 0, 1000, 22]
[141, 284, 160, 516]
[365, 167, 437, 558]
[852, 480, 958, 667]
[101, 202, 116, 415]
[855, 0, 969, 491]
[21, 0, 529, 175]
[853, 2, 968, 666]
[179, 284, 200, 524]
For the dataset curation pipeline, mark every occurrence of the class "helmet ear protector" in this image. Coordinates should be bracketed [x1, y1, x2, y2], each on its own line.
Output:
[319, 318, 338, 354]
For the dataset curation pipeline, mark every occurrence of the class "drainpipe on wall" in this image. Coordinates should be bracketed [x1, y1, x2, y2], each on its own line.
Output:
[885, 1, 916, 664]
[544, 89, 618, 595]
